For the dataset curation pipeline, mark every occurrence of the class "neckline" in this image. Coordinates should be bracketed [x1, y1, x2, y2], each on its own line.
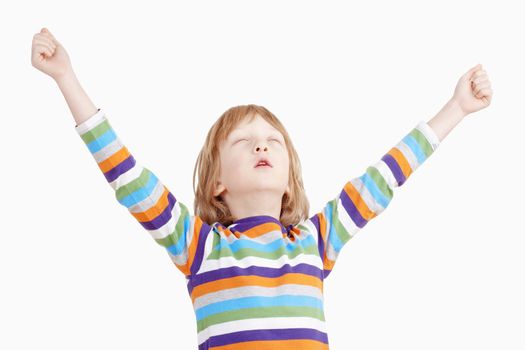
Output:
[228, 214, 289, 234]
[230, 214, 282, 226]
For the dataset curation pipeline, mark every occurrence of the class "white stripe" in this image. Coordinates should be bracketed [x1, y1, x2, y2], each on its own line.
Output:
[167, 210, 196, 266]
[396, 140, 420, 171]
[196, 245, 323, 274]
[222, 228, 283, 245]
[127, 173, 165, 214]
[75, 108, 106, 134]
[349, 177, 385, 215]
[91, 137, 123, 164]
[373, 159, 398, 190]
[298, 219, 320, 245]
[197, 316, 328, 345]
[416, 121, 440, 151]
[325, 240, 340, 262]
[108, 165, 143, 191]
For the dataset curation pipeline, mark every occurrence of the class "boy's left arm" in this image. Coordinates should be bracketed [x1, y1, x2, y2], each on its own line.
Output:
[309, 64, 492, 279]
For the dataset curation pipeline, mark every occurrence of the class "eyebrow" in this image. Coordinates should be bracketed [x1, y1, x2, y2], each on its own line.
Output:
[229, 130, 282, 139]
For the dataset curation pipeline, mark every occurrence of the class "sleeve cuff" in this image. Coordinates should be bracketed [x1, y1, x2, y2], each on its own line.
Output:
[75, 108, 105, 135]
[416, 121, 441, 152]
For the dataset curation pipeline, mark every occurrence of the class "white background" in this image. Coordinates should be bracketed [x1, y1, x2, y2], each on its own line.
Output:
[1, 1, 523, 349]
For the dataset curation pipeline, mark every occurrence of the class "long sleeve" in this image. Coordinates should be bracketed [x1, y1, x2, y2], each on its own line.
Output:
[75, 108, 209, 278]
[309, 121, 441, 279]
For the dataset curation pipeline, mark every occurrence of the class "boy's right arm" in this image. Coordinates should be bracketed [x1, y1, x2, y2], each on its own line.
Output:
[32, 27, 209, 278]
[74, 108, 210, 278]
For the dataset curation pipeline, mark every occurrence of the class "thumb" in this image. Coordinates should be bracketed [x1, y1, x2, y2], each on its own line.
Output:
[463, 63, 482, 82]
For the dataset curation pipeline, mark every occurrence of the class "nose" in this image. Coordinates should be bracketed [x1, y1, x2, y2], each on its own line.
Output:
[254, 144, 268, 153]
[254, 139, 268, 153]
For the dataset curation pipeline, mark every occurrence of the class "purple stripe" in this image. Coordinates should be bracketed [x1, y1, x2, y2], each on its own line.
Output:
[308, 214, 324, 267]
[381, 153, 406, 186]
[104, 154, 136, 183]
[323, 268, 332, 279]
[233, 217, 287, 233]
[190, 263, 323, 288]
[140, 191, 177, 231]
[339, 186, 368, 228]
[190, 221, 212, 276]
[203, 327, 329, 348]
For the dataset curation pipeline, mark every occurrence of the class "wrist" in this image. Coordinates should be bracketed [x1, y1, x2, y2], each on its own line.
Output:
[447, 98, 468, 121]
[54, 68, 76, 87]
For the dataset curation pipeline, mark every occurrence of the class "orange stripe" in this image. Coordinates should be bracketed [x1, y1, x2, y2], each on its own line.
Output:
[191, 273, 323, 303]
[186, 217, 203, 273]
[343, 181, 377, 221]
[323, 255, 335, 272]
[317, 213, 327, 246]
[388, 147, 412, 178]
[211, 339, 329, 350]
[131, 186, 170, 222]
[98, 145, 131, 174]
[240, 222, 284, 238]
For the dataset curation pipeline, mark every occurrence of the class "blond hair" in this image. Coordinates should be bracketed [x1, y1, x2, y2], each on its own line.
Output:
[192, 104, 310, 228]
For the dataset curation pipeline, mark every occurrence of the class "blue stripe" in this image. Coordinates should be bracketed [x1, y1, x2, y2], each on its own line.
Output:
[86, 128, 117, 154]
[359, 172, 390, 208]
[402, 135, 426, 165]
[324, 201, 344, 253]
[119, 170, 159, 208]
[195, 294, 323, 320]
[166, 212, 190, 256]
[215, 234, 317, 254]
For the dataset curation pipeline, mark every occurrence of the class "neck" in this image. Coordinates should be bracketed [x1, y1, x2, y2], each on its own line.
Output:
[224, 190, 283, 221]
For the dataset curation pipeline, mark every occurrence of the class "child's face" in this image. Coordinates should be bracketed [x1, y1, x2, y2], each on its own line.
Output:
[214, 114, 290, 200]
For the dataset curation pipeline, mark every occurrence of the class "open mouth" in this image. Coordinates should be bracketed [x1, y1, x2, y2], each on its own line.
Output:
[254, 159, 273, 168]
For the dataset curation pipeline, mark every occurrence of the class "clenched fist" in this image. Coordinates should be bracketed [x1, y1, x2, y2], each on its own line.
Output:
[31, 27, 72, 81]
[452, 64, 493, 115]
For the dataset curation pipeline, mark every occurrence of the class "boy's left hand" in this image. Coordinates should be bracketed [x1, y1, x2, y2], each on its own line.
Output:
[451, 64, 493, 116]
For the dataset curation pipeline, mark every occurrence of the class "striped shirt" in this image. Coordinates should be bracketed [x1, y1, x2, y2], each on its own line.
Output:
[75, 108, 440, 349]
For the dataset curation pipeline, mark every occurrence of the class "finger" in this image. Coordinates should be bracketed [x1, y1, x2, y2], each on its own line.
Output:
[473, 81, 491, 95]
[473, 84, 490, 96]
[36, 44, 53, 58]
[473, 75, 489, 85]
[34, 38, 55, 54]
[35, 36, 56, 50]
[471, 69, 487, 81]
[40, 28, 59, 46]
[464, 63, 482, 81]
[476, 88, 491, 98]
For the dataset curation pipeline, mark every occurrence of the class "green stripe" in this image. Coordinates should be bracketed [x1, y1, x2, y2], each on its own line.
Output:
[155, 201, 190, 248]
[206, 232, 222, 260]
[409, 128, 433, 158]
[329, 198, 352, 251]
[115, 168, 152, 203]
[366, 166, 393, 200]
[207, 238, 319, 261]
[79, 118, 112, 144]
[197, 305, 325, 332]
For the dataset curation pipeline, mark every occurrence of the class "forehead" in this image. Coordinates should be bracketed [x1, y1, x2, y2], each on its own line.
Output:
[229, 114, 280, 135]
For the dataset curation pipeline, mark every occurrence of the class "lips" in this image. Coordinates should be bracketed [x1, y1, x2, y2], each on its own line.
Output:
[254, 158, 272, 168]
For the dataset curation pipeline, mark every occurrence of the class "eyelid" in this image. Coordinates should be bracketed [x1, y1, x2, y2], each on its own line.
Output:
[234, 137, 281, 143]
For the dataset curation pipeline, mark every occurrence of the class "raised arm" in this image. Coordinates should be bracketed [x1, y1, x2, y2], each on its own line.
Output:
[31, 27, 210, 278]
[75, 109, 211, 278]
[308, 64, 493, 280]
[308, 120, 440, 279]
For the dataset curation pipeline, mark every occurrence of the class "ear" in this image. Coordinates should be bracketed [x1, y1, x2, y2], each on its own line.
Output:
[213, 182, 226, 197]
[285, 184, 290, 195]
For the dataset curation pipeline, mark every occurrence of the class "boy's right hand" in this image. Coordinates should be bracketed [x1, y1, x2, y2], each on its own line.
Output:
[31, 27, 72, 81]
